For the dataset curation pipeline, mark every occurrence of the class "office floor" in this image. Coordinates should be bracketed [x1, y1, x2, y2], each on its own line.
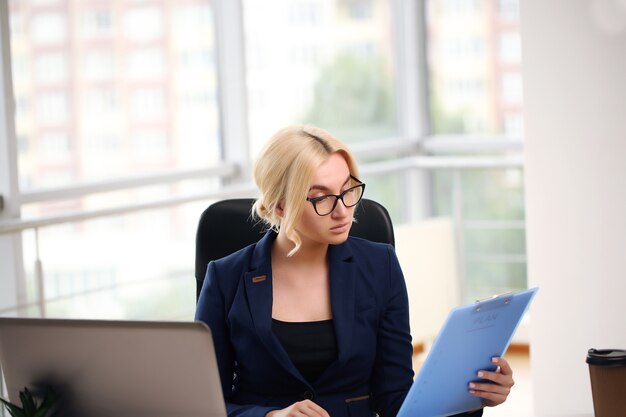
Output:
[413, 351, 532, 416]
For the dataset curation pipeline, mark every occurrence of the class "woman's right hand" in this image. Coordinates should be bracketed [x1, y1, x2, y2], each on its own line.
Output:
[266, 400, 330, 417]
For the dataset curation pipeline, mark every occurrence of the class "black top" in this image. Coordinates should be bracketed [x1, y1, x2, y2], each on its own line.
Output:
[272, 318, 338, 383]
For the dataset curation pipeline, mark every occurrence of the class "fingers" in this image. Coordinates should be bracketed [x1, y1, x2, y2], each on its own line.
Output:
[494, 357, 513, 376]
[469, 379, 512, 397]
[469, 381, 510, 406]
[477, 357, 515, 387]
[300, 400, 330, 417]
[273, 400, 330, 417]
[469, 357, 515, 407]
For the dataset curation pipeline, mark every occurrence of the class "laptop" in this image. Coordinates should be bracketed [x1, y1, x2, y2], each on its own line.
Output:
[397, 287, 538, 417]
[0, 318, 226, 417]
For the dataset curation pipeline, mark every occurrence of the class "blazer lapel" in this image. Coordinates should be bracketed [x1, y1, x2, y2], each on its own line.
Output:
[242, 231, 307, 383]
[327, 240, 356, 368]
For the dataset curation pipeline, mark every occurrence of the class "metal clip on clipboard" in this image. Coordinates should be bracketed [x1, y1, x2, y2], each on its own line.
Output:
[474, 291, 514, 312]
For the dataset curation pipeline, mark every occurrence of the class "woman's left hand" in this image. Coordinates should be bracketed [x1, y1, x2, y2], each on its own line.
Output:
[468, 356, 515, 407]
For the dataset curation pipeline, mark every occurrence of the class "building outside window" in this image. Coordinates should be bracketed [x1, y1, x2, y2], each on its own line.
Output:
[1, 0, 526, 319]
[427, 0, 525, 302]
[5, 0, 220, 320]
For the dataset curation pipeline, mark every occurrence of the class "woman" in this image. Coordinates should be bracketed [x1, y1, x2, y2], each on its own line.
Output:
[195, 125, 514, 417]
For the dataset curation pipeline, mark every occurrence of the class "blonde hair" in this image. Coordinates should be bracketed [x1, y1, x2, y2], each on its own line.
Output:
[252, 125, 359, 256]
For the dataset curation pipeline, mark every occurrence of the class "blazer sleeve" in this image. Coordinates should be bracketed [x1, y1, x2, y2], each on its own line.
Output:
[369, 245, 415, 417]
[195, 261, 279, 417]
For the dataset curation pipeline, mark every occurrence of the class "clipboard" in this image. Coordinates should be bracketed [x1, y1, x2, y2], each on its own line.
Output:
[397, 287, 538, 417]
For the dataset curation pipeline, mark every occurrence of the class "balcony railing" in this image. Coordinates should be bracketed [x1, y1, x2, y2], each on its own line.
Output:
[0, 136, 524, 318]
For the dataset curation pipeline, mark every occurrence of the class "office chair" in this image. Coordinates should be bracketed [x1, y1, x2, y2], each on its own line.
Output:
[195, 198, 395, 300]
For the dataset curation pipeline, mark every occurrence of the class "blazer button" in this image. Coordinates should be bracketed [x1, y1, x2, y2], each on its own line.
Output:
[303, 390, 314, 400]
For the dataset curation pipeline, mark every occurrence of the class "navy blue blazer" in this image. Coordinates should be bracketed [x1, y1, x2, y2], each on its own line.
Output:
[195, 231, 482, 417]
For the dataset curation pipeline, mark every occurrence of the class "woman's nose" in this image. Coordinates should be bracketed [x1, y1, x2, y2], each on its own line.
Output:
[331, 198, 350, 217]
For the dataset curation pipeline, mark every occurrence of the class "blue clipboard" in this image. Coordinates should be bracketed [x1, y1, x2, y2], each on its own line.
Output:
[397, 287, 538, 417]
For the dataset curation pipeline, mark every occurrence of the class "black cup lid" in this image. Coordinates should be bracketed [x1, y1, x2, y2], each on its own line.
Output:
[586, 348, 626, 366]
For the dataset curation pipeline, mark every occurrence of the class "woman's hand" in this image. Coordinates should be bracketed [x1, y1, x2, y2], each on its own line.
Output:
[468, 356, 515, 407]
[266, 400, 330, 417]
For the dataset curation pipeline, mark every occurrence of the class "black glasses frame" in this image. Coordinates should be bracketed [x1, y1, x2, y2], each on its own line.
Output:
[306, 176, 366, 216]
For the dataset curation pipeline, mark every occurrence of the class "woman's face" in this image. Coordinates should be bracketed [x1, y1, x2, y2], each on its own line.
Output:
[296, 153, 355, 247]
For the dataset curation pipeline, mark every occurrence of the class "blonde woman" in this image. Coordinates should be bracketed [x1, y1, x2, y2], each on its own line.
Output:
[195, 125, 514, 417]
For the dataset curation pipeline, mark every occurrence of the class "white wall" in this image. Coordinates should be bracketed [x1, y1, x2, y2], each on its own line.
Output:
[521, 1, 626, 415]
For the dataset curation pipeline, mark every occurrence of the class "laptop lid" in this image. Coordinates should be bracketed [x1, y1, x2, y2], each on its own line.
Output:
[397, 287, 538, 417]
[0, 318, 226, 417]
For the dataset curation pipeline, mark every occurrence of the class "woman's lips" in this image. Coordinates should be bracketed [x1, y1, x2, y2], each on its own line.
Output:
[331, 222, 351, 233]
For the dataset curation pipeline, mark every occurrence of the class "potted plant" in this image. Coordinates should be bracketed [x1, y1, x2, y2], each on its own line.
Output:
[0, 386, 58, 417]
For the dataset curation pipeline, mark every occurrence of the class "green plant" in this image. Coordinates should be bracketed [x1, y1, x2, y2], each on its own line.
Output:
[0, 387, 58, 417]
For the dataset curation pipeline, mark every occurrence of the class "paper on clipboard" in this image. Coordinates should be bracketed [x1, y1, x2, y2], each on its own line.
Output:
[397, 287, 538, 417]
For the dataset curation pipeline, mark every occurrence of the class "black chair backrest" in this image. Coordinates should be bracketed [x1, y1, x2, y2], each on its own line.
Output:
[195, 198, 394, 300]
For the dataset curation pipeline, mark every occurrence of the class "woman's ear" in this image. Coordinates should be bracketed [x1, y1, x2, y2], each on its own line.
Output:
[275, 201, 285, 218]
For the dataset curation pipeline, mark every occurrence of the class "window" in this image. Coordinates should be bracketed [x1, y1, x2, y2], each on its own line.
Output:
[499, 31, 521, 64]
[340, 0, 373, 20]
[83, 50, 115, 82]
[14, 95, 29, 120]
[427, 2, 494, 134]
[179, 49, 215, 71]
[500, 72, 523, 104]
[84, 89, 117, 116]
[35, 53, 67, 85]
[31, 13, 66, 44]
[40, 131, 71, 163]
[123, 7, 163, 42]
[286, 1, 322, 26]
[444, 0, 483, 14]
[442, 36, 485, 61]
[498, 0, 519, 20]
[427, 0, 526, 302]
[6, 0, 219, 320]
[130, 89, 166, 120]
[85, 132, 121, 153]
[10, 0, 219, 188]
[2, 0, 527, 320]
[11, 55, 28, 81]
[503, 112, 524, 136]
[132, 129, 169, 163]
[127, 48, 165, 80]
[172, 4, 214, 47]
[81, 9, 114, 38]
[37, 92, 69, 124]
[9, 13, 25, 36]
[243, 0, 398, 156]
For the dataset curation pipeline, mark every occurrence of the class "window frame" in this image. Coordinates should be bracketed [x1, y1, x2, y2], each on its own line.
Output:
[0, 0, 525, 317]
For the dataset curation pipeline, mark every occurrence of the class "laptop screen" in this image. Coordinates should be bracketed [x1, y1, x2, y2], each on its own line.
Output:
[0, 318, 226, 417]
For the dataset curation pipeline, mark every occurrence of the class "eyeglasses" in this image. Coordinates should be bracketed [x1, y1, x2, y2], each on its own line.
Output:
[306, 176, 366, 216]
